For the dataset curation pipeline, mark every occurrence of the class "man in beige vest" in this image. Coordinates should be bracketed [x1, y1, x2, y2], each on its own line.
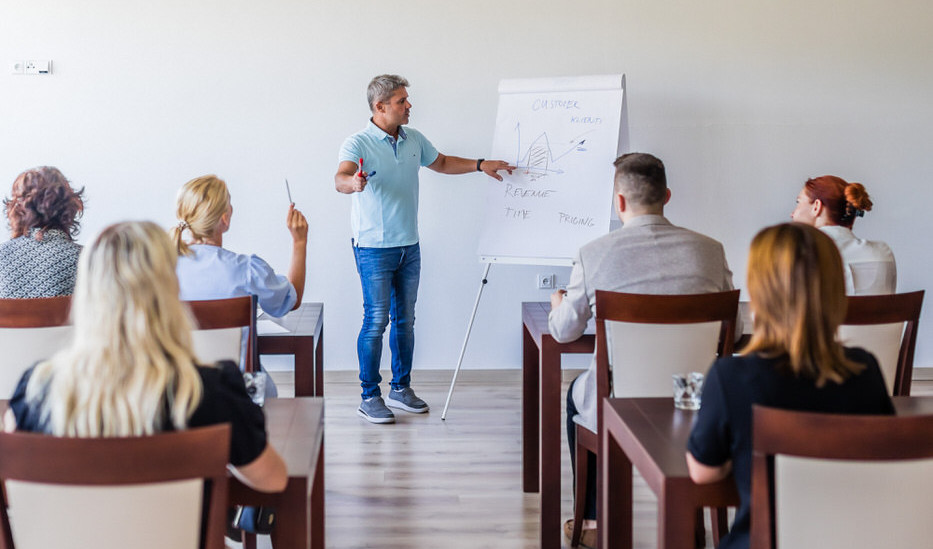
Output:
[549, 152, 739, 547]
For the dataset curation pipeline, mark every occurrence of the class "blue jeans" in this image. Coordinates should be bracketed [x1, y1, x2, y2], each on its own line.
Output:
[352, 241, 421, 399]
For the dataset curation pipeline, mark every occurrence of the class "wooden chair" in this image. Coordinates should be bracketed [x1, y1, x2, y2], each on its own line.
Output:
[0, 424, 231, 549]
[185, 295, 258, 373]
[750, 405, 933, 549]
[838, 290, 923, 396]
[0, 296, 72, 397]
[570, 290, 739, 547]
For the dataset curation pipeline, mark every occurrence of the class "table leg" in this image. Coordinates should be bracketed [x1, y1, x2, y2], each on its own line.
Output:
[270, 481, 309, 549]
[294, 337, 315, 397]
[539, 337, 562, 549]
[314, 327, 324, 397]
[659, 485, 696, 549]
[522, 325, 539, 493]
[310, 443, 325, 549]
[601, 425, 632, 549]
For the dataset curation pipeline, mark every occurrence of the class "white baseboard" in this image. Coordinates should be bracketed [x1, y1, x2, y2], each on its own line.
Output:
[322, 368, 586, 384]
[913, 367, 933, 381]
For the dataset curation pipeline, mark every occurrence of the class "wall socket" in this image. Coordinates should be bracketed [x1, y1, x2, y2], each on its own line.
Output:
[24, 60, 51, 75]
[536, 273, 556, 289]
[12, 60, 51, 75]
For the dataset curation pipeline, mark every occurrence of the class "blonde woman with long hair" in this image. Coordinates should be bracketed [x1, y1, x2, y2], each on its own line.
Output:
[5, 221, 287, 493]
[171, 175, 307, 318]
[686, 223, 893, 549]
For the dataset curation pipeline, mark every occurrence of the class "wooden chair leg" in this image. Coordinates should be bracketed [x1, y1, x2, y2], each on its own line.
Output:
[694, 508, 706, 548]
[571, 429, 590, 547]
[711, 506, 729, 546]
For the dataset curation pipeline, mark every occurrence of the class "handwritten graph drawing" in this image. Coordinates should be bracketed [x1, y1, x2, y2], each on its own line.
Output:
[514, 123, 593, 181]
[478, 75, 625, 264]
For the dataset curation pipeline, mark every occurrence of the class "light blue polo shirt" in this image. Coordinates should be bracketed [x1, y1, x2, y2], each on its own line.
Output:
[338, 121, 439, 248]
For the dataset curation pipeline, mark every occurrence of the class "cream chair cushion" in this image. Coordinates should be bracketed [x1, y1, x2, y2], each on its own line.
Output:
[191, 326, 244, 366]
[837, 322, 904, 395]
[6, 479, 203, 549]
[775, 454, 933, 548]
[606, 320, 721, 398]
[0, 326, 73, 397]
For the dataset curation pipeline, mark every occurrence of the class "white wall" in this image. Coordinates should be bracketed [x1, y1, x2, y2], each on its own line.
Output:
[2, 0, 932, 371]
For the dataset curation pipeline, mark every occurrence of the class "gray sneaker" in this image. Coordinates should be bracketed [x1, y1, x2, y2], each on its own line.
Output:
[386, 387, 430, 413]
[358, 396, 396, 424]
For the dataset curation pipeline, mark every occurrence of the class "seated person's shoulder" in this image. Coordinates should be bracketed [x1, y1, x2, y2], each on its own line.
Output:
[192, 361, 269, 467]
[191, 361, 262, 424]
[195, 360, 250, 396]
[579, 230, 617, 255]
[866, 239, 896, 260]
[842, 346, 887, 378]
[707, 354, 755, 382]
[671, 225, 725, 247]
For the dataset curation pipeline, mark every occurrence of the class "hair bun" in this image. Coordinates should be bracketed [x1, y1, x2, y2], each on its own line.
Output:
[844, 182, 873, 212]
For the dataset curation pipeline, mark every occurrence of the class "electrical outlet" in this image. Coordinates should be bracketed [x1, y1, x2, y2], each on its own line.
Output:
[536, 273, 556, 289]
[10, 61, 24, 75]
[24, 60, 51, 75]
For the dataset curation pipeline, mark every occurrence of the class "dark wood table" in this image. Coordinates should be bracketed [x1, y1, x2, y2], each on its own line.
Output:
[258, 302, 324, 397]
[600, 396, 933, 549]
[521, 298, 753, 549]
[229, 397, 325, 549]
[521, 302, 594, 549]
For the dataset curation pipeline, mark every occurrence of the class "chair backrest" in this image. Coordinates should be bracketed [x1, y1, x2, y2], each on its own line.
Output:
[0, 424, 231, 549]
[837, 290, 923, 396]
[593, 290, 739, 420]
[0, 297, 73, 398]
[185, 295, 257, 373]
[846, 260, 897, 296]
[750, 405, 933, 549]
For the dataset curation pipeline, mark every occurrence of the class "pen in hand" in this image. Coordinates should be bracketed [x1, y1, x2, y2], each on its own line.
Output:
[285, 178, 294, 205]
[356, 158, 376, 179]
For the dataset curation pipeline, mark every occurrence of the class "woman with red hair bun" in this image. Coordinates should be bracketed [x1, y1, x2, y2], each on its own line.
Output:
[790, 175, 895, 295]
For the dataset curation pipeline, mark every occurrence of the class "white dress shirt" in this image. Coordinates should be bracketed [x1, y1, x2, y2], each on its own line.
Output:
[820, 225, 896, 295]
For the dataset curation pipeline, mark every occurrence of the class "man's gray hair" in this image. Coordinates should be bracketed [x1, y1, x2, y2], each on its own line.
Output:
[367, 74, 409, 111]
[613, 153, 667, 207]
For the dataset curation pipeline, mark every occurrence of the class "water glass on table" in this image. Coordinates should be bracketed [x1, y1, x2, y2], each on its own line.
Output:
[672, 372, 705, 410]
[243, 371, 268, 406]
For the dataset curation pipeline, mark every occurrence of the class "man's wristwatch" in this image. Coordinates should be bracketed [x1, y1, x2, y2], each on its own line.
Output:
[476, 158, 484, 172]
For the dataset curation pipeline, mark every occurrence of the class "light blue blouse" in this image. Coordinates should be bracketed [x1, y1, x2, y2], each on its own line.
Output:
[176, 244, 296, 318]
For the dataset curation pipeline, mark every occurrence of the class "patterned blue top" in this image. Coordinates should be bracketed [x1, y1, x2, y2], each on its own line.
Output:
[0, 229, 82, 298]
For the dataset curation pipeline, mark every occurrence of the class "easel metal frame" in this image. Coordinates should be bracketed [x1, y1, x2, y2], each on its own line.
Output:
[441, 256, 572, 420]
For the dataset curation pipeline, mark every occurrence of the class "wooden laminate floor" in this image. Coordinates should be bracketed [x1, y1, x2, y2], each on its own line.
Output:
[240, 369, 933, 549]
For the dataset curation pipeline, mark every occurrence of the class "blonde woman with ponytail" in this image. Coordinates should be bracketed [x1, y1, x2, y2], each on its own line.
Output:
[790, 175, 896, 295]
[172, 175, 307, 318]
[685, 223, 893, 549]
[6, 221, 287, 493]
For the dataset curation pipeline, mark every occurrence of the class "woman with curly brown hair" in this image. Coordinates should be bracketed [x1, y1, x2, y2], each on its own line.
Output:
[790, 175, 895, 295]
[0, 166, 85, 298]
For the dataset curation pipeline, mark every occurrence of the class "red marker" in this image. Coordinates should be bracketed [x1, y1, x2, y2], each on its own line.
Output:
[357, 158, 364, 177]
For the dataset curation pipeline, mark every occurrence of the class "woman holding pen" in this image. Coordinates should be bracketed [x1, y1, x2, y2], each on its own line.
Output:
[171, 174, 307, 318]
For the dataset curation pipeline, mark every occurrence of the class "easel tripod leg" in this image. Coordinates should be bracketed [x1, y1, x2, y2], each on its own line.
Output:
[441, 262, 492, 420]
